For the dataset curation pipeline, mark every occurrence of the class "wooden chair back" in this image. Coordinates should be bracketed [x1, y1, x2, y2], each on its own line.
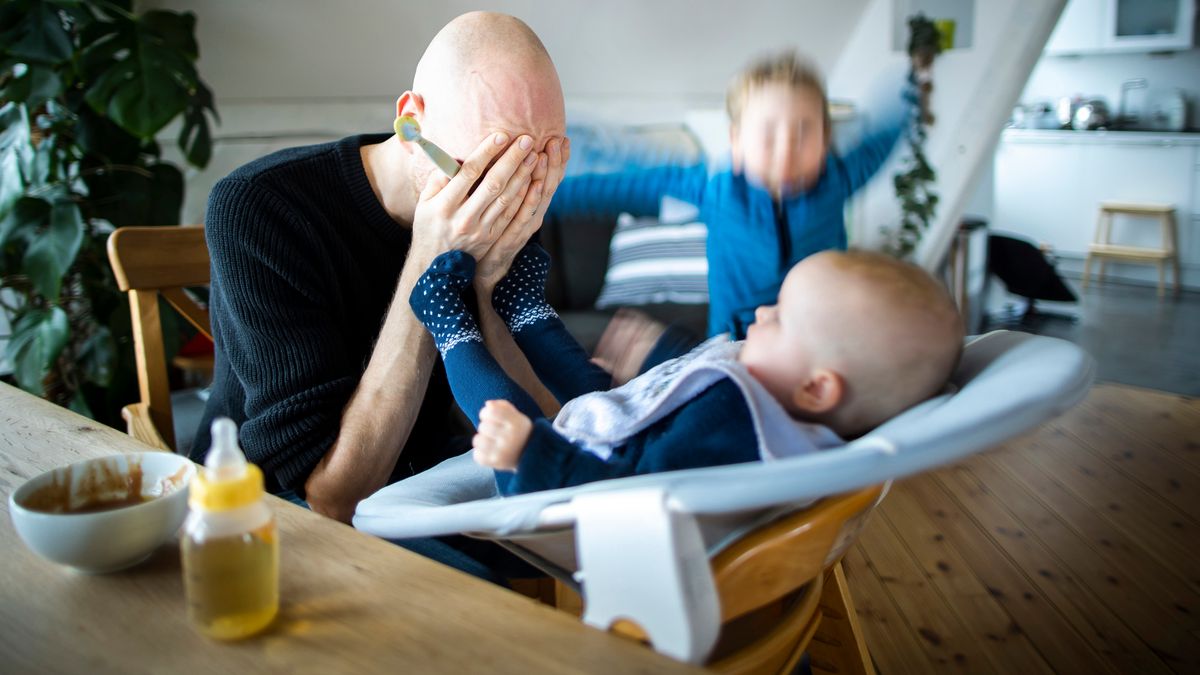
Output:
[106, 226, 211, 451]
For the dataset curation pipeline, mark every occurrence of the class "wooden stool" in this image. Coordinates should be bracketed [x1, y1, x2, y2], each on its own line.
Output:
[1082, 202, 1180, 297]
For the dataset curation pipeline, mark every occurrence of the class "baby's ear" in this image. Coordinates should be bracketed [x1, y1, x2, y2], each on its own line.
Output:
[791, 369, 844, 414]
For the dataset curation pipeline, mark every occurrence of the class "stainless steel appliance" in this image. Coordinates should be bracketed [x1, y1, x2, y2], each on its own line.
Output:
[1072, 98, 1111, 130]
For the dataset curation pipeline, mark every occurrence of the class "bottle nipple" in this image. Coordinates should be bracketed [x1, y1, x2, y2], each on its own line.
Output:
[206, 418, 246, 483]
[191, 418, 263, 511]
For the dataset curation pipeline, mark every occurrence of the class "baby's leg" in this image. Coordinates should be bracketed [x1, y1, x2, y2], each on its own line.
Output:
[492, 243, 611, 401]
[410, 251, 542, 426]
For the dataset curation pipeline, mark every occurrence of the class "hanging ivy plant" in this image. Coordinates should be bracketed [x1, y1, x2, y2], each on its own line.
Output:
[883, 13, 942, 260]
[0, 0, 217, 422]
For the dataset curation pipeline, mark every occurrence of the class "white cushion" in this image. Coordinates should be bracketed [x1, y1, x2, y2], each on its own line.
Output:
[595, 210, 708, 308]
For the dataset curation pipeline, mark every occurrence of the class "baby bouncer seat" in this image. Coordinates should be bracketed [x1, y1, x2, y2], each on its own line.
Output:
[355, 331, 1094, 672]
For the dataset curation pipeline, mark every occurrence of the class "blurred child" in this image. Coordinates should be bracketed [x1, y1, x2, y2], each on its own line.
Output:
[410, 244, 962, 495]
[552, 51, 929, 340]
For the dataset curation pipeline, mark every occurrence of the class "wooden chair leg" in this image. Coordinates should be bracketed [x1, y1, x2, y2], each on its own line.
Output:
[807, 563, 875, 675]
[1168, 213, 1182, 297]
[1157, 261, 1165, 297]
[1081, 253, 1093, 291]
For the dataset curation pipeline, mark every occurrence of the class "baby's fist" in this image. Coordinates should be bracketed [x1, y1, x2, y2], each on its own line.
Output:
[472, 400, 533, 471]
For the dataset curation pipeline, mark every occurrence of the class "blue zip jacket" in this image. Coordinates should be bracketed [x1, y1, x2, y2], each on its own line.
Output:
[551, 94, 912, 338]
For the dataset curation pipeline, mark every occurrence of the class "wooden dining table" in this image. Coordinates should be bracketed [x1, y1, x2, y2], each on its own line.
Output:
[0, 382, 703, 674]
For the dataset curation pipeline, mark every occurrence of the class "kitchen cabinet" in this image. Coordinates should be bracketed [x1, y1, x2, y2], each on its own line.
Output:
[1046, 0, 1107, 54]
[994, 130, 1200, 289]
[1045, 0, 1196, 55]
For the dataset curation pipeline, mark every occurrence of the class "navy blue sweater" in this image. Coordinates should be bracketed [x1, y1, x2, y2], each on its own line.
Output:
[194, 134, 459, 494]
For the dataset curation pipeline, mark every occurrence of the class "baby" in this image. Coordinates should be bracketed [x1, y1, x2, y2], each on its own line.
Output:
[411, 244, 962, 495]
[550, 51, 929, 340]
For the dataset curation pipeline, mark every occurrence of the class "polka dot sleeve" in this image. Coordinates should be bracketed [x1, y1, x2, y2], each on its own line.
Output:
[408, 250, 483, 358]
[491, 243, 558, 334]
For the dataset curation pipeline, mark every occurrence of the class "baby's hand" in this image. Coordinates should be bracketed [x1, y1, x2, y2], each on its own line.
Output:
[472, 400, 533, 471]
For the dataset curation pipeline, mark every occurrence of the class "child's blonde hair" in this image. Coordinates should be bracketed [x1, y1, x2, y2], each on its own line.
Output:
[726, 50, 830, 131]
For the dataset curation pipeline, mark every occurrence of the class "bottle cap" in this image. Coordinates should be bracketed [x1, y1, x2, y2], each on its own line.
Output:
[190, 418, 265, 511]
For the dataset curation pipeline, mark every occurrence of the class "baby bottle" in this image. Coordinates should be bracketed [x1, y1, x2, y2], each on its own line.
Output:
[181, 418, 279, 639]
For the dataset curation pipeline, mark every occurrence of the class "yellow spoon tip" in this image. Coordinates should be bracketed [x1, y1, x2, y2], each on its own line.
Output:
[394, 115, 421, 141]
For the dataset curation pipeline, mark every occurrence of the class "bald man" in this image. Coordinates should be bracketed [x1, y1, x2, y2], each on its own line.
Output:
[193, 12, 570, 527]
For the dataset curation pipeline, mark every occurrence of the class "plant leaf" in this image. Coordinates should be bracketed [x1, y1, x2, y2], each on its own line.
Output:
[0, 102, 34, 213]
[73, 103, 142, 164]
[0, 195, 50, 249]
[83, 160, 182, 227]
[83, 26, 194, 139]
[1, 62, 64, 109]
[178, 80, 215, 167]
[5, 3, 74, 64]
[6, 306, 70, 394]
[141, 10, 198, 60]
[23, 199, 83, 299]
[78, 324, 115, 386]
[67, 388, 93, 417]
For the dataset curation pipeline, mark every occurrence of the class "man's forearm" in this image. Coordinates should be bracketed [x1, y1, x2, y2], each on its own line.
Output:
[304, 257, 437, 523]
[475, 286, 560, 418]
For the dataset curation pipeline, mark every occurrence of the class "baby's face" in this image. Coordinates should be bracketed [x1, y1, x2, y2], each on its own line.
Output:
[730, 82, 828, 198]
[738, 263, 822, 414]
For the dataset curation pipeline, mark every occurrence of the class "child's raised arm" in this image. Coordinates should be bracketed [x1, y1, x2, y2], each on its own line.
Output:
[832, 65, 918, 197]
[549, 163, 707, 220]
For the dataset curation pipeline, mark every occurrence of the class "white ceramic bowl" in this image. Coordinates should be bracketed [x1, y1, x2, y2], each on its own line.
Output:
[10, 452, 195, 573]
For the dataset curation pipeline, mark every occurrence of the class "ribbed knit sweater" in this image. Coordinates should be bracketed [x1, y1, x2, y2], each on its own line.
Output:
[193, 133, 457, 495]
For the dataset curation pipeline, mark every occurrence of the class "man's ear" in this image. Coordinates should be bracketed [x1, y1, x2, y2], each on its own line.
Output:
[396, 91, 425, 119]
[791, 368, 844, 414]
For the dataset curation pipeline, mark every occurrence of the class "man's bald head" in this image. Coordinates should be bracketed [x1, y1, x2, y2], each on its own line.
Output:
[400, 12, 565, 176]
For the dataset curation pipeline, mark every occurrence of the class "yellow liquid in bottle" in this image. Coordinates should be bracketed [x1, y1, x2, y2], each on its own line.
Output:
[182, 521, 279, 640]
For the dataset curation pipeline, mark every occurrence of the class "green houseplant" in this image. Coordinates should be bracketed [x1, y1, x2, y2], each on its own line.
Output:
[0, 0, 217, 423]
[883, 13, 942, 260]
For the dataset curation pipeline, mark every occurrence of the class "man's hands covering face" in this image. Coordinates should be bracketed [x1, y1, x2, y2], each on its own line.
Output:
[411, 131, 540, 263]
[475, 136, 570, 292]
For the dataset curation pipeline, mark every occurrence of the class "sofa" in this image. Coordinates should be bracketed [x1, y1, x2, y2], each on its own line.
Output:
[539, 209, 709, 353]
[536, 122, 711, 353]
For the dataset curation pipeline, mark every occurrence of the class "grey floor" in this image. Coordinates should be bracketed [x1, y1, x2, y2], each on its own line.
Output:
[983, 277, 1200, 396]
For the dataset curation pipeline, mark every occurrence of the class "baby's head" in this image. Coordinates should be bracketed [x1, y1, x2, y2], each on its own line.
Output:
[726, 51, 830, 198]
[739, 250, 964, 438]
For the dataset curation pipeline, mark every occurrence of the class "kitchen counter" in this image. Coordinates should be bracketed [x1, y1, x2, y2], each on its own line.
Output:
[1003, 128, 1200, 146]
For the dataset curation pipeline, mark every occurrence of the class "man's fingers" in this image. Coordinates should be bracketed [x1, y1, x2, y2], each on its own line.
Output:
[419, 171, 451, 204]
[494, 180, 532, 233]
[438, 131, 512, 205]
[461, 135, 534, 221]
[531, 153, 548, 182]
[479, 143, 537, 229]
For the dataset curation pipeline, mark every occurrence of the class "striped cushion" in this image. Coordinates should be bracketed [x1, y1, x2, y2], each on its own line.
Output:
[595, 213, 708, 308]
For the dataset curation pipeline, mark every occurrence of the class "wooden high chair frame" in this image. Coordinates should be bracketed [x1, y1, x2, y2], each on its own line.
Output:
[106, 226, 212, 452]
[548, 486, 881, 675]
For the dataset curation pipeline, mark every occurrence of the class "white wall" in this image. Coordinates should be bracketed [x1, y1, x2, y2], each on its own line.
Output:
[1020, 49, 1200, 129]
[143, 0, 869, 224]
[828, 0, 1066, 269]
[147, 0, 866, 104]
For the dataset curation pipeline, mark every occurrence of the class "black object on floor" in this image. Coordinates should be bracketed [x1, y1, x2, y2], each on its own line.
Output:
[987, 233, 1078, 324]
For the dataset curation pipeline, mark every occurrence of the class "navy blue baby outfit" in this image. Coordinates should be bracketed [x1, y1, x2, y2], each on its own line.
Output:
[410, 246, 759, 495]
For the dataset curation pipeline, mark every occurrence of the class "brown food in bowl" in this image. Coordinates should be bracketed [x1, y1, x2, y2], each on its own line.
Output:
[21, 458, 187, 514]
